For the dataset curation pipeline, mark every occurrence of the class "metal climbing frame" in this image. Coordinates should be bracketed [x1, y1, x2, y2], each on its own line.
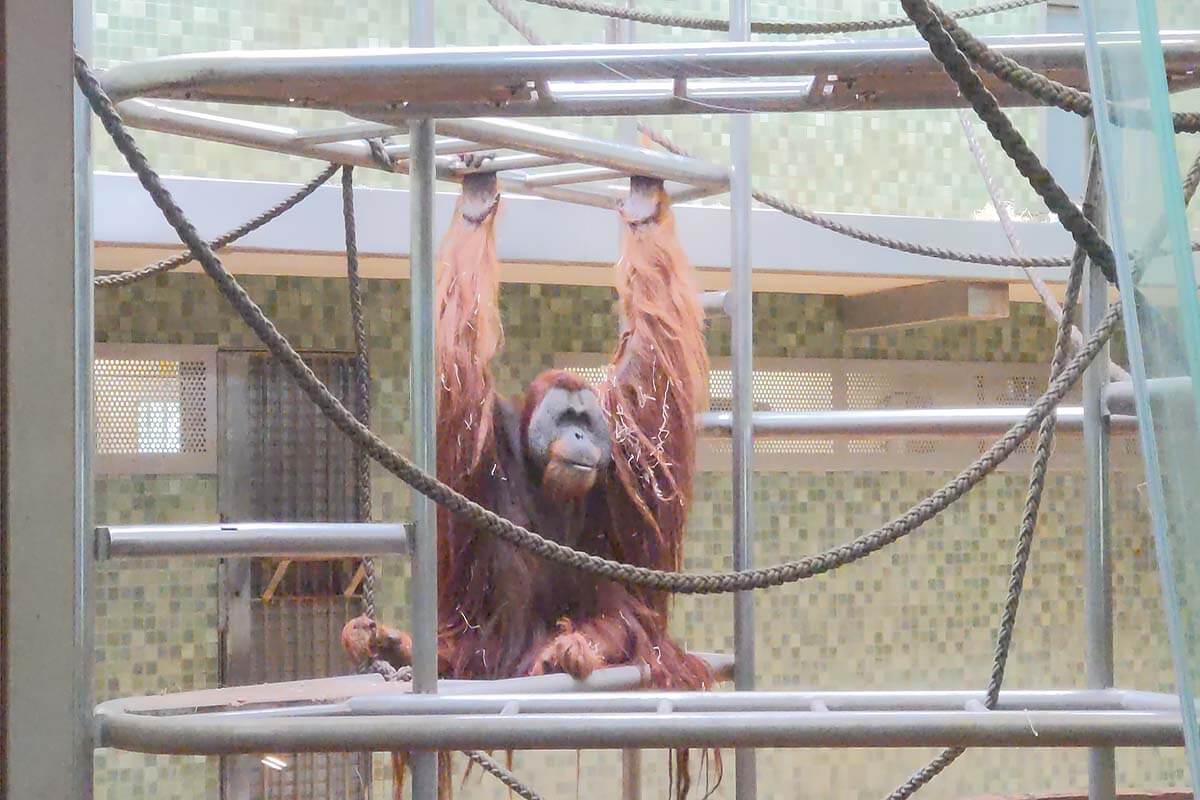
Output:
[29, 3, 1200, 800]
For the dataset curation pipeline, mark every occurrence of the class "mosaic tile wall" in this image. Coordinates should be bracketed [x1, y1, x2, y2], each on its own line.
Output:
[94, 271, 1186, 799]
[89, 0, 1200, 225]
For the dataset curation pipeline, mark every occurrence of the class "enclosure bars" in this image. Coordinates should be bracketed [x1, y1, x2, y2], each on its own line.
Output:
[727, 0, 757, 795]
[70, 21, 1195, 800]
[2, 3, 95, 799]
[408, 0, 441, 798]
[1080, 124, 1117, 800]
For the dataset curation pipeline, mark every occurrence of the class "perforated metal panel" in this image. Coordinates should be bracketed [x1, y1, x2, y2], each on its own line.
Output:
[94, 343, 217, 474]
[558, 354, 1139, 473]
[218, 350, 369, 800]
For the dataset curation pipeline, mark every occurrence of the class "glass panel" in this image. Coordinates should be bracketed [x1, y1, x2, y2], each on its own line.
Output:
[1081, 0, 1200, 790]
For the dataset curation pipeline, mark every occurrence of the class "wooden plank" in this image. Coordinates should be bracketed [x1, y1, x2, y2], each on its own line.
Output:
[838, 280, 1010, 332]
[260, 560, 292, 603]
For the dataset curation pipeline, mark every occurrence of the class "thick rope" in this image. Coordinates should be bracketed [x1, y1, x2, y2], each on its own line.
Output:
[463, 752, 545, 800]
[493, 4, 1198, 273]
[342, 165, 380, 624]
[927, 1, 1200, 135]
[76, 51, 1122, 596]
[517, 0, 1045, 35]
[897, 0, 1116, 281]
[754, 190, 1074, 268]
[643, 122, 1200, 269]
[1184, 148, 1200, 205]
[95, 163, 339, 288]
[79, 54, 1118, 594]
[885, 215, 1090, 800]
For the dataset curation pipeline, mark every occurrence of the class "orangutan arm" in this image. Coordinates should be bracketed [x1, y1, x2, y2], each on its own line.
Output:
[602, 178, 709, 577]
[435, 172, 505, 488]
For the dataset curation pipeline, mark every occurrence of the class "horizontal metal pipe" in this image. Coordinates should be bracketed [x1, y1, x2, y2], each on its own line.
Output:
[115, 99, 390, 169]
[391, 137, 494, 160]
[1114, 690, 1184, 712]
[436, 118, 729, 187]
[465, 154, 564, 173]
[1103, 376, 1193, 416]
[95, 522, 410, 559]
[291, 121, 406, 145]
[701, 290, 730, 316]
[99, 33, 1200, 115]
[342, 688, 1134, 717]
[698, 408, 1139, 438]
[521, 166, 628, 188]
[95, 708, 1184, 754]
[203, 687, 1132, 722]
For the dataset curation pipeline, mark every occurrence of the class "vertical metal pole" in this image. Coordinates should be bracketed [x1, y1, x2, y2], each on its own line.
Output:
[729, 1, 756, 798]
[608, 9, 641, 798]
[3, 0, 94, 797]
[1041, 1, 1087, 199]
[620, 749, 642, 800]
[606, 0, 636, 146]
[409, 2, 439, 799]
[1081, 130, 1116, 800]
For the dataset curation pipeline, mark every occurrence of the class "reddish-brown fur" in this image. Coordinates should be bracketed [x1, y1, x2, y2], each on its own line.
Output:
[345, 184, 719, 798]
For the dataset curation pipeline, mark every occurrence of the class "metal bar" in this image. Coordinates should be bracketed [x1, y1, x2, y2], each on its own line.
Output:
[728, 0, 756, 797]
[341, 688, 1138, 717]
[94, 708, 1186, 755]
[1080, 124, 1117, 800]
[462, 153, 563, 173]
[622, 749, 642, 800]
[115, 99, 392, 170]
[390, 137, 495, 160]
[698, 408, 1139, 438]
[97, 33, 1200, 114]
[3, 1, 94, 797]
[1104, 377, 1194, 416]
[701, 290, 729, 316]
[111, 686, 1161, 720]
[521, 166, 628, 188]
[436, 118, 728, 187]
[291, 121, 406, 146]
[409, 2, 439, 799]
[96, 522, 412, 559]
[1114, 690, 1184, 712]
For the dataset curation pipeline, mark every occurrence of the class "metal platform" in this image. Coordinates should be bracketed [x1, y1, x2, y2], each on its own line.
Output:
[95, 683, 1183, 754]
[100, 33, 1200, 118]
[99, 31, 1200, 209]
[113, 101, 729, 208]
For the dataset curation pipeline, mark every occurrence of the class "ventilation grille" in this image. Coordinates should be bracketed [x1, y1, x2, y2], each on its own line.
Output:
[557, 354, 1139, 473]
[94, 344, 217, 475]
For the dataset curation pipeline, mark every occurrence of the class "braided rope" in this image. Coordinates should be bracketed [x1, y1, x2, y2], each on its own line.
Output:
[898, 0, 1117, 281]
[464, 752, 545, 800]
[1184, 148, 1200, 205]
[928, 1, 1200, 134]
[94, 163, 339, 288]
[342, 165, 380, 624]
[76, 51, 1122, 596]
[636, 121, 1069, 269]
[886, 220, 1090, 800]
[643, 124, 1200, 269]
[754, 191, 1074, 268]
[518, 0, 1045, 34]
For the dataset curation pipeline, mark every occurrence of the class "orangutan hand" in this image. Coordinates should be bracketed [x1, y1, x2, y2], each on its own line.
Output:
[341, 615, 413, 670]
[527, 619, 603, 680]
